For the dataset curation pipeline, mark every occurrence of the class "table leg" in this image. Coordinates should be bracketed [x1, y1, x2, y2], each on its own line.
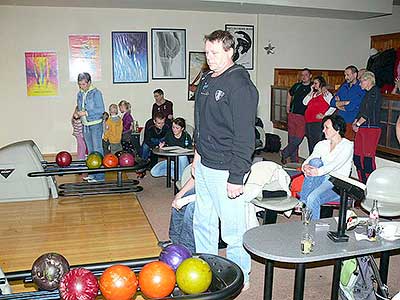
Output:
[379, 251, 390, 285]
[264, 260, 274, 300]
[331, 259, 342, 300]
[174, 156, 179, 195]
[166, 157, 171, 188]
[294, 263, 306, 300]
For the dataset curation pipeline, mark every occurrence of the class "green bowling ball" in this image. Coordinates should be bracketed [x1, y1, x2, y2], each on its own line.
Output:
[86, 153, 103, 169]
[176, 257, 212, 294]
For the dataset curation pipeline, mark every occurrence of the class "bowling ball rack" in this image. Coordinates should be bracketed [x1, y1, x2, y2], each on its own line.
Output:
[1, 254, 243, 300]
[27, 160, 148, 197]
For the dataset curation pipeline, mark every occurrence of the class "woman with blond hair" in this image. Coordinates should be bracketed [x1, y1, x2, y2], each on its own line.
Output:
[352, 71, 382, 183]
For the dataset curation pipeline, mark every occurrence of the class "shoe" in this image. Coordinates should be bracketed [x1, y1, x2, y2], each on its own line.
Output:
[283, 209, 293, 218]
[279, 150, 288, 165]
[82, 175, 93, 181]
[87, 178, 105, 183]
[157, 240, 173, 249]
[241, 281, 250, 292]
[294, 202, 303, 214]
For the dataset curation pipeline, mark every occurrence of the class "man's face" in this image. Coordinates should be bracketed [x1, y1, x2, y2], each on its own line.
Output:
[301, 71, 311, 84]
[154, 117, 165, 129]
[344, 69, 357, 84]
[205, 40, 233, 73]
[153, 93, 163, 102]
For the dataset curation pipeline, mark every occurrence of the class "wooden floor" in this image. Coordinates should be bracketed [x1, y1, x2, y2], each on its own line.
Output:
[0, 174, 160, 274]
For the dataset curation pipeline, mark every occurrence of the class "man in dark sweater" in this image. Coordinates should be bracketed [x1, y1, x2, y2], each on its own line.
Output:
[141, 112, 170, 161]
[192, 30, 259, 288]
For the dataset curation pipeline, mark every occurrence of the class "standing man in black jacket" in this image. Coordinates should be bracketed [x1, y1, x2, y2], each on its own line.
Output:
[192, 30, 259, 288]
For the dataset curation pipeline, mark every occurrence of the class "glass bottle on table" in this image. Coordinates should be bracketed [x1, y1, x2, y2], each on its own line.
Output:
[301, 207, 314, 254]
[367, 199, 379, 240]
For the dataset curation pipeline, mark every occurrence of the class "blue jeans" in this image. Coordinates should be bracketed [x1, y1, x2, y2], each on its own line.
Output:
[193, 160, 251, 283]
[169, 202, 196, 253]
[83, 123, 104, 181]
[150, 156, 189, 180]
[141, 138, 165, 160]
[299, 175, 339, 220]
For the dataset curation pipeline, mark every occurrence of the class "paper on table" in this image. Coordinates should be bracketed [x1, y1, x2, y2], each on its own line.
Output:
[162, 146, 193, 154]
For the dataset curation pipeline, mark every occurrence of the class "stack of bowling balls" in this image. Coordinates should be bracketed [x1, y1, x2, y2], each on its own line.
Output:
[30, 246, 214, 299]
[85, 151, 135, 169]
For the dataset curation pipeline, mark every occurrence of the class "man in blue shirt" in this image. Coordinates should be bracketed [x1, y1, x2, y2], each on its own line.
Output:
[330, 65, 365, 140]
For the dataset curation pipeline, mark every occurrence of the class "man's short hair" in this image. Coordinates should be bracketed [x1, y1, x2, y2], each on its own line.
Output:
[322, 115, 346, 137]
[345, 65, 358, 74]
[302, 68, 312, 75]
[153, 89, 164, 96]
[153, 112, 165, 120]
[204, 30, 235, 51]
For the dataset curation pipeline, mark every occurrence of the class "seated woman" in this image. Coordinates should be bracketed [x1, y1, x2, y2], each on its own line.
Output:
[150, 117, 192, 180]
[299, 114, 353, 220]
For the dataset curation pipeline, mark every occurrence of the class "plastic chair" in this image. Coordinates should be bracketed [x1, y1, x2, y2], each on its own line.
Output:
[175, 163, 192, 191]
[255, 126, 266, 151]
[186, 124, 195, 139]
[361, 166, 400, 217]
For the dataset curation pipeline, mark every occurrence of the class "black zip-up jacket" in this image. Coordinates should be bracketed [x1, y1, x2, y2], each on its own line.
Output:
[194, 64, 259, 184]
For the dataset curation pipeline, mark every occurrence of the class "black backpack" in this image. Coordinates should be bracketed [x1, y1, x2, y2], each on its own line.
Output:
[264, 133, 281, 153]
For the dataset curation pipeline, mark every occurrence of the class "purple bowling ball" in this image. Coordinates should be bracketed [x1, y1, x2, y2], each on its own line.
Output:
[159, 244, 192, 271]
[309, 157, 323, 168]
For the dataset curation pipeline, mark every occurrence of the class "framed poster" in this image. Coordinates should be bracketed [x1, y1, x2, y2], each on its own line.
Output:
[225, 24, 254, 70]
[68, 34, 101, 81]
[25, 51, 59, 96]
[188, 51, 209, 101]
[151, 28, 186, 79]
[112, 31, 148, 83]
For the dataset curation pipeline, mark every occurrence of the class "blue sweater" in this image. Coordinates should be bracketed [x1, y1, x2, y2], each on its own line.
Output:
[330, 81, 365, 123]
[76, 88, 105, 122]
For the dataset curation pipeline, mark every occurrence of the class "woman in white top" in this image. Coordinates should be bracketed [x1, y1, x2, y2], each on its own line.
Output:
[299, 114, 353, 220]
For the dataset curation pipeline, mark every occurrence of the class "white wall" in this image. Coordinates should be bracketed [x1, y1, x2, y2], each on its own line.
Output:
[255, 6, 400, 167]
[0, 5, 256, 153]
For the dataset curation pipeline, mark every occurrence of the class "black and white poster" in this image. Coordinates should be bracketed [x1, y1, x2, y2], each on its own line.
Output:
[225, 24, 254, 70]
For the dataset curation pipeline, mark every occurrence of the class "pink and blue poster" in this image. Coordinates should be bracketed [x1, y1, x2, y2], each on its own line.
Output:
[69, 35, 101, 81]
[25, 51, 59, 96]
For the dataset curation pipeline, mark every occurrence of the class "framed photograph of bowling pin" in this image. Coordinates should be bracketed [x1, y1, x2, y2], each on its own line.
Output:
[111, 31, 149, 83]
[225, 24, 254, 70]
[151, 28, 186, 80]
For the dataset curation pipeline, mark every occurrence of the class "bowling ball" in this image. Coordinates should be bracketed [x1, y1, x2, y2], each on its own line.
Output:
[59, 268, 99, 300]
[99, 265, 137, 300]
[114, 150, 124, 158]
[56, 151, 72, 167]
[309, 158, 323, 168]
[31, 253, 70, 291]
[159, 244, 192, 271]
[119, 153, 135, 167]
[92, 151, 103, 160]
[103, 153, 118, 168]
[176, 257, 212, 294]
[86, 153, 103, 169]
[139, 261, 175, 298]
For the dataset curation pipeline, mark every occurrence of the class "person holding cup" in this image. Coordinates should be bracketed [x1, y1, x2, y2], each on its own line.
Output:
[299, 114, 353, 220]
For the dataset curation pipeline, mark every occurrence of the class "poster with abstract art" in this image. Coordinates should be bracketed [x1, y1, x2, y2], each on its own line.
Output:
[225, 24, 254, 70]
[68, 34, 101, 81]
[25, 51, 59, 96]
[152, 28, 186, 80]
[112, 31, 148, 83]
[188, 52, 209, 101]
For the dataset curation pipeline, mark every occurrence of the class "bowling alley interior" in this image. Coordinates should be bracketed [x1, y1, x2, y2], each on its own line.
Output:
[1, 1, 400, 299]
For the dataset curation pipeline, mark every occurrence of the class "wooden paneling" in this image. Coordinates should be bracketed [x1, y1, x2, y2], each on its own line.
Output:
[274, 68, 344, 89]
[371, 32, 400, 52]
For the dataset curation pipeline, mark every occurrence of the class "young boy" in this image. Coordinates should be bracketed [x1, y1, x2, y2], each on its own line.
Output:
[141, 112, 169, 161]
[103, 104, 123, 154]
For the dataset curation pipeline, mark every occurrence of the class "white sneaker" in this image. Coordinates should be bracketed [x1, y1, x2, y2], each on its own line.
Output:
[82, 176, 93, 181]
[87, 178, 98, 183]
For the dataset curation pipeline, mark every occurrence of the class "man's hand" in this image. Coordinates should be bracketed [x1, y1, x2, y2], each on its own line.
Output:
[227, 183, 243, 199]
[191, 150, 200, 177]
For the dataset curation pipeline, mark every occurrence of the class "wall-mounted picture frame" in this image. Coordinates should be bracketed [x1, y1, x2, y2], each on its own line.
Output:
[111, 31, 148, 83]
[225, 24, 254, 70]
[188, 51, 209, 101]
[151, 28, 186, 80]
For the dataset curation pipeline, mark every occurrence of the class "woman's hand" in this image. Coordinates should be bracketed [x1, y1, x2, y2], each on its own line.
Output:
[304, 165, 318, 177]
[159, 141, 165, 148]
[316, 113, 324, 119]
[77, 111, 87, 117]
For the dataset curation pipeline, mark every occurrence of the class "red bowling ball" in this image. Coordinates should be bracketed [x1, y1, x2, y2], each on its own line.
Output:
[56, 151, 72, 167]
[119, 153, 135, 167]
[59, 268, 99, 300]
[99, 265, 138, 300]
[103, 154, 118, 168]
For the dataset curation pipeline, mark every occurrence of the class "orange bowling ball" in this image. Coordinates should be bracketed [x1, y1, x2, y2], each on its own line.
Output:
[139, 261, 176, 298]
[102, 153, 118, 168]
[99, 265, 138, 300]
